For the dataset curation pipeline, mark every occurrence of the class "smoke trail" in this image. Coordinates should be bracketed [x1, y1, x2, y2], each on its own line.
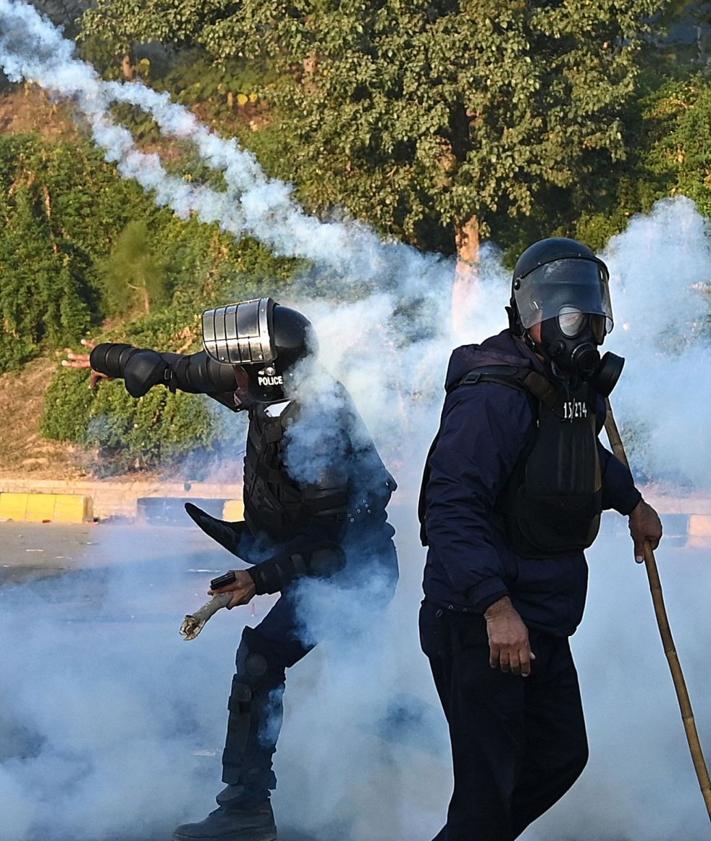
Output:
[0, 0, 445, 302]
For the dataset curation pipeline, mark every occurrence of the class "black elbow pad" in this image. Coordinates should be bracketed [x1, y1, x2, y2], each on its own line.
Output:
[248, 543, 346, 595]
[123, 350, 169, 398]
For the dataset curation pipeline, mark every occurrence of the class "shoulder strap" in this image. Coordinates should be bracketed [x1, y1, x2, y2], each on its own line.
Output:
[419, 365, 559, 546]
[457, 365, 530, 393]
[457, 365, 560, 412]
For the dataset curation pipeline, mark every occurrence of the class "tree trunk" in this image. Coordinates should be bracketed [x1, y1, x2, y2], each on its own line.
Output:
[302, 53, 318, 93]
[303, 54, 318, 77]
[121, 50, 135, 81]
[452, 215, 480, 335]
[42, 186, 60, 255]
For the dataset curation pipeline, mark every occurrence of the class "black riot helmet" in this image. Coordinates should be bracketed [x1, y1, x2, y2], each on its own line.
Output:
[202, 297, 315, 405]
[509, 237, 624, 396]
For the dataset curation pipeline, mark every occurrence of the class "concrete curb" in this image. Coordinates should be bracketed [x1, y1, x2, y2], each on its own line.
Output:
[136, 496, 244, 525]
[0, 482, 709, 540]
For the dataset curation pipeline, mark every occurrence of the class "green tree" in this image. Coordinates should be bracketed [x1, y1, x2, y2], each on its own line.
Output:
[548, 72, 711, 252]
[81, 0, 669, 269]
[97, 219, 171, 315]
[79, 0, 226, 79]
[642, 75, 711, 216]
[0, 144, 93, 370]
[0, 133, 174, 371]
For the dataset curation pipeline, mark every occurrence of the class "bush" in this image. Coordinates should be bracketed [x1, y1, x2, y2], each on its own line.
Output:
[42, 370, 222, 475]
[0, 134, 158, 372]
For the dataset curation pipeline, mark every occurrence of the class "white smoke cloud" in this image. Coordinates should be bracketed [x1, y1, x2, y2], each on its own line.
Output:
[1, 2, 711, 840]
[601, 197, 711, 488]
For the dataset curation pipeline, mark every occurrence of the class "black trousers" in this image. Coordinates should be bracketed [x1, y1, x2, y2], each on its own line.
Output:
[419, 600, 589, 841]
[221, 536, 399, 807]
[221, 592, 312, 805]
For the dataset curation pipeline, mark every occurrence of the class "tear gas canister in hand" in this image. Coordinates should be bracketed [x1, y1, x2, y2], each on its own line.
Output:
[179, 593, 232, 640]
[179, 571, 241, 640]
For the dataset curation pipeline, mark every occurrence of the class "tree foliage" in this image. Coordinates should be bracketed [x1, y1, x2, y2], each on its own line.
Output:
[0, 136, 95, 370]
[80, 0, 225, 55]
[97, 219, 171, 315]
[81, 0, 668, 256]
[0, 133, 172, 371]
[642, 75, 711, 216]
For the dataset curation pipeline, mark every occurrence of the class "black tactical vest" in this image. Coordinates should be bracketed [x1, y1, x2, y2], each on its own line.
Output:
[419, 365, 603, 557]
[243, 400, 349, 541]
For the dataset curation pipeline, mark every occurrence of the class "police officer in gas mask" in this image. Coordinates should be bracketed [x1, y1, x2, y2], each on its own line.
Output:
[74, 298, 398, 841]
[418, 238, 662, 841]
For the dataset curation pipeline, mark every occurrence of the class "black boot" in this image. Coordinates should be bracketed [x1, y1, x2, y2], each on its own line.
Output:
[172, 801, 277, 841]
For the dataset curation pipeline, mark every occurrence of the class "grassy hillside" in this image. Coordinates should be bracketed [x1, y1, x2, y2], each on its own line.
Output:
[0, 5, 709, 478]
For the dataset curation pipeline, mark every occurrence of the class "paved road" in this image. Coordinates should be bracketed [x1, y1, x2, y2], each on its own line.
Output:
[0, 520, 277, 622]
[0, 521, 284, 841]
[2, 521, 710, 841]
[0, 521, 217, 574]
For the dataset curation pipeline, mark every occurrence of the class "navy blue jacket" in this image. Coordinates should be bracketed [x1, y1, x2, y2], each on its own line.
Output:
[421, 329, 641, 637]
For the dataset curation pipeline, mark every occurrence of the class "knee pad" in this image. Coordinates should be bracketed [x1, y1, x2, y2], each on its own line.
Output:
[224, 630, 287, 782]
[235, 627, 285, 690]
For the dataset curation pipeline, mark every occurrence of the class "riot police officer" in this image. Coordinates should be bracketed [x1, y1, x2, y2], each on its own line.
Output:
[418, 238, 663, 841]
[69, 298, 398, 841]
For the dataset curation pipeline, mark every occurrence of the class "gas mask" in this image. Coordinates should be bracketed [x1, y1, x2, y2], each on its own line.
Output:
[201, 297, 314, 406]
[538, 310, 625, 397]
[511, 243, 625, 397]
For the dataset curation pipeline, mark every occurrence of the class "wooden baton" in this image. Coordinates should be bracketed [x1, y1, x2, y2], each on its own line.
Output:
[605, 399, 711, 822]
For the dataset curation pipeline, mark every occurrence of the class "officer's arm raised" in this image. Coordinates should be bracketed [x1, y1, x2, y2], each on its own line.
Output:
[89, 343, 238, 404]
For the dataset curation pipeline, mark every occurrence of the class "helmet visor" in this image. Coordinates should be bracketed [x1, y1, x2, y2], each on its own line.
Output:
[514, 259, 613, 334]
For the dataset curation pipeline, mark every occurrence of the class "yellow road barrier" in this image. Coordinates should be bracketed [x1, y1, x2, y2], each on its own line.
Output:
[222, 499, 244, 521]
[689, 515, 711, 538]
[0, 492, 93, 524]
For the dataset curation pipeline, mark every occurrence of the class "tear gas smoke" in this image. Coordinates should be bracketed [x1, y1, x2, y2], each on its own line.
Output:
[0, 0, 445, 302]
[1, 2, 711, 840]
[600, 197, 711, 488]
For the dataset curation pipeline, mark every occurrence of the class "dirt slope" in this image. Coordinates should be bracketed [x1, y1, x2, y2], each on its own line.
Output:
[0, 355, 88, 479]
[0, 85, 79, 141]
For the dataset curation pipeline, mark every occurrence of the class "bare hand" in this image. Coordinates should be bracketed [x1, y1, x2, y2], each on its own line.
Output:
[61, 339, 112, 389]
[484, 596, 535, 677]
[209, 570, 256, 609]
[629, 499, 663, 563]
